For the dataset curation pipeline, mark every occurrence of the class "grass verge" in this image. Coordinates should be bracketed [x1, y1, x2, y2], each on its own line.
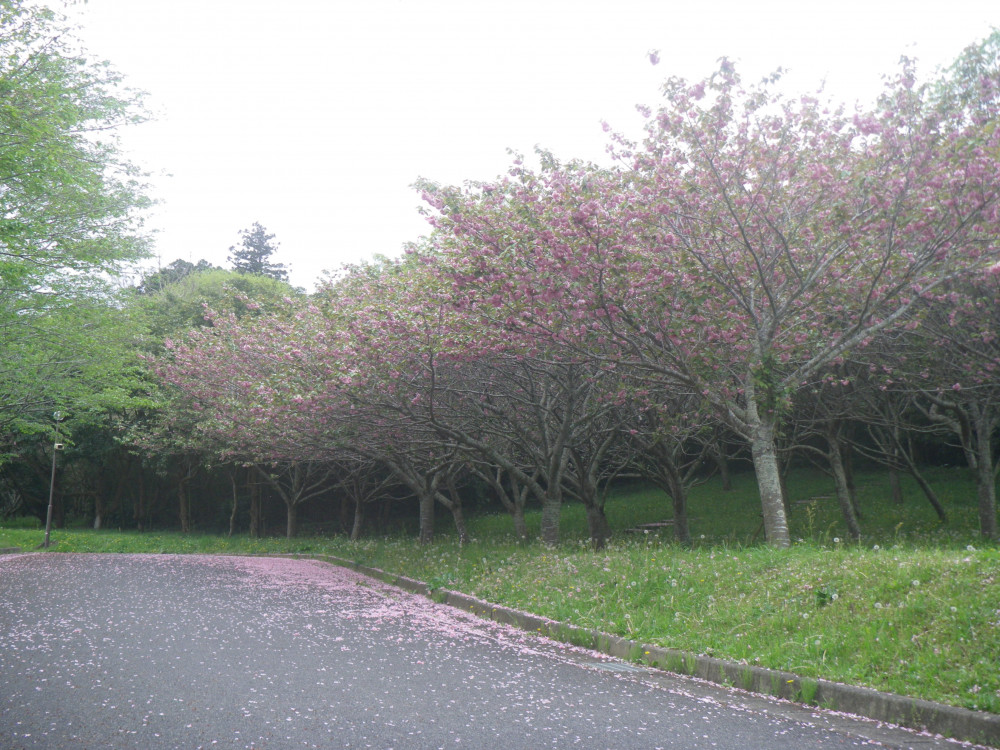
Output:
[2, 467, 997, 714]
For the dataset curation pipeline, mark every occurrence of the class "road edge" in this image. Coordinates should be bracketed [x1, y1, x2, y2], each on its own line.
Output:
[272, 551, 1000, 749]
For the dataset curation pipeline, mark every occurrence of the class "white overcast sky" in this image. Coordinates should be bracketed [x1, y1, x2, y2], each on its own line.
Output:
[66, 0, 997, 290]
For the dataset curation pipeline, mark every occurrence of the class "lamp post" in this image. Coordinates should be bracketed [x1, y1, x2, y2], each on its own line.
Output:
[43, 411, 64, 549]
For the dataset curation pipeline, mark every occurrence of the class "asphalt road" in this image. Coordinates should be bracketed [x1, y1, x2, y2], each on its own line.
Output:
[0, 553, 964, 749]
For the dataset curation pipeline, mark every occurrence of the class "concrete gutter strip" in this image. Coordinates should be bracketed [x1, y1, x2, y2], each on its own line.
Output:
[279, 552, 1000, 749]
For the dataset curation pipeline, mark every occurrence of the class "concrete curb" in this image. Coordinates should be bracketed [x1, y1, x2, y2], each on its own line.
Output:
[275, 552, 1000, 748]
[0, 547, 22, 554]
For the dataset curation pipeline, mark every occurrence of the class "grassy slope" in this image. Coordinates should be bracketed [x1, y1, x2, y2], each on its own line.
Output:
[2, 466, 997, 713]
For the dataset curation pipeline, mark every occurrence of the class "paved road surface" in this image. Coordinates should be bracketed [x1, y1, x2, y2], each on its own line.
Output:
[0, 553, 963, 749]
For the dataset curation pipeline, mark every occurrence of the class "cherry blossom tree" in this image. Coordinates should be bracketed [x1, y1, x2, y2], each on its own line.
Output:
[622, 388, 722, 546]
[424, 45, 1000, 547]
[254, 462, 335, 539]
[155, 257, 484, 543]
[911, 273, 1000, 538]
[327, 455, 403, 541]
[439, 354, 631, 547]
[150, 36, 1000, 547]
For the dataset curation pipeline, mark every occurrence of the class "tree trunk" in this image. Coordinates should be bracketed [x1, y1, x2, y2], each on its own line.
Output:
[634, 435, 693, 546]
[901, 436, 948, 522]
[888, 426, 905, 504]
[748, 412, 791, 548]
[449, 503, 470, 546]
[974, 450, 997, 539]
[93, 493, 103, 530]
[418, 492, 434, 545]
[888, 467, 904, 504]
[228, 471, 239, 537]
[827, 433, 861, 541]
[972, 409, 998, 539]
[584, 503, 611, 550]
[150, 483, 162, 529]
[350, 500, 365, 541]
[671, 484, 691, 546]
[711, 440, 733, 491]
[843, 446, 860, 519]
[340, 493, 353, 534]
[249, 478, 262, 538]
[539, 490, 561, 546]
[93, 466, 116, 530]
[662, 466, 692, 546]
[913, 467, 948, 522]
[110, 467, 127, 527]
[178, 479, 191, 534]
[482, 467, 530, 541]
[440, 477, 470, 545]
[510, 504, 529, 541]
[574, 461, 611, 550]
[286, 501, 298, 539]
[134, 469, 146, 532]
[778, 454, 792, 517]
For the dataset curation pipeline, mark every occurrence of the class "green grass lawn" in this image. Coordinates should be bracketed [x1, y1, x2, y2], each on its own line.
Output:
[2, 466, 997, 713]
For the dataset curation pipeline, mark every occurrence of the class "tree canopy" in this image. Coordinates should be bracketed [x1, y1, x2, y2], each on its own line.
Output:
[155, 34, 1000, 545]
[0, 0, 150, 297]
[135, 259, 222, 296]
[4, 21, 997, 547]
[0, 0, 152, 461]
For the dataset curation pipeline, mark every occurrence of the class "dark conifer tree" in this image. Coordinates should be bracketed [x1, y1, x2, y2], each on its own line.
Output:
[227, 222, 289, 281]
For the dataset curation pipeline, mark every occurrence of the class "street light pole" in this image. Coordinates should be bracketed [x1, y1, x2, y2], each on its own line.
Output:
[43, 411, 63, 549]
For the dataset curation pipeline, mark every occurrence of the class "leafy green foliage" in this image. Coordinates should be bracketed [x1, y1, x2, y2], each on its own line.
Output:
[134, 259, 222, 296]
[0, 293, 150, 459]
[932, 28, 1000, 124]
[0, 0, 152, 460]
[134, 266, 301, 349]
[0, 1, 150, 295]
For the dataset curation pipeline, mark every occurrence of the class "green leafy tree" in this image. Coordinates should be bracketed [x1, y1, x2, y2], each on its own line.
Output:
[136, 267, 301, 347]
[121, 268, 302, 532]
[227, 222, 289, 281]
[135, 259, 222, 296]
[0, 0, 151, 459]
[0, 1, 150, 295]
[0, 295, 153, 525]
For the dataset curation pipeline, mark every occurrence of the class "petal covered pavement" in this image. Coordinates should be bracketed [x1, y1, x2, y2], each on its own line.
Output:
[0, 553, 965, 749]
